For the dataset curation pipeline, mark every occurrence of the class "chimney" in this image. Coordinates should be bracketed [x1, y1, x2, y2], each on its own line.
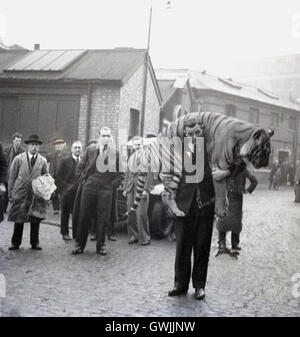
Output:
[34, 43, 40, 50]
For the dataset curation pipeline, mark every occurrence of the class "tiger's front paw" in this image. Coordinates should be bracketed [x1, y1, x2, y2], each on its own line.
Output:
[215, 200, 228, 218]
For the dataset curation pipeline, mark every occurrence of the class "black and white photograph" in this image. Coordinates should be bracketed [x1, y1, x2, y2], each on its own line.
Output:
[0, 0, 300, 321]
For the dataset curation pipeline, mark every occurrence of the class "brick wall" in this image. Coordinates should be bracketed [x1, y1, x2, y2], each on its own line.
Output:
[77, 66, 160, 150]
[89, 85, 120, 145]
[119, 63, 160, 146]
[77, 84, 120, 148]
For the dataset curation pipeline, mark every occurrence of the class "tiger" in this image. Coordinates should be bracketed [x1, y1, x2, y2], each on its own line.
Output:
[128, 111, 274, 218]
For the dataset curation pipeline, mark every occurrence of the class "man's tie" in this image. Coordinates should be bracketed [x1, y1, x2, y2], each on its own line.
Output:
[31, 155, 36, 168]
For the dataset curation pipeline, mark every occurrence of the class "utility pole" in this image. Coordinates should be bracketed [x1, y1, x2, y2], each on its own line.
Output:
[140, 1, 152, 137]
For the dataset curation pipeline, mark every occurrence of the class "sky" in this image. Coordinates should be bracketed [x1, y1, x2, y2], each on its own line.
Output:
[1, 0, 300, 76]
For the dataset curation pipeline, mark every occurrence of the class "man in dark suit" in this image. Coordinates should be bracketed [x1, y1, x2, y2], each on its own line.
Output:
[56, 141, 82, 241]
[46, 138, 68, 214]
[164, 137, 215, 300]
[0, 143, 8, 223]
[72, 127, 124, 255]
[3, 132, 25, 212]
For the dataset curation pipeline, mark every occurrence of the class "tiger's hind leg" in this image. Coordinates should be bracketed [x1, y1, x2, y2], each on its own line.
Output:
[213, 178, 229, 218]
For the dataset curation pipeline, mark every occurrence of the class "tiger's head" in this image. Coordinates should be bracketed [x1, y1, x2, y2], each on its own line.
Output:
[240, 129, 274, 169]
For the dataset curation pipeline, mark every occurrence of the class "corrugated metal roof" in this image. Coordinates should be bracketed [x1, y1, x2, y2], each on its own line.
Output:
[5, 50, 86, 72]
[155, 68, 299, 111]
[0, 49, 146, 83]
[0, 50, 29, 72]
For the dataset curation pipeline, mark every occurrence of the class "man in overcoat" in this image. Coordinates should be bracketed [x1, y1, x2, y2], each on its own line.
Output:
[47, 138, 68, 214]
[8, 134, 48, 250]
[216, 161, 257, 254]
[0, 143, 8, 223]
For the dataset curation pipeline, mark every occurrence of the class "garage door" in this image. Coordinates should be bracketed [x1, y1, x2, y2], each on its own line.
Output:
[0, 96, 19, 146]
[1, 95, 80, 152]
[22, 96, 80, 153]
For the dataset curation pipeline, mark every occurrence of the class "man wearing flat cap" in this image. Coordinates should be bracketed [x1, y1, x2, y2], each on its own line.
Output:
[46, 138, 68, 214]
[8, 134, 48, 251]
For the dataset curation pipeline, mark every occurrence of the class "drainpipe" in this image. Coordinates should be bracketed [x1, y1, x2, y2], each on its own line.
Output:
[85, 83, 92, 148]
[294, 112, 299, 166]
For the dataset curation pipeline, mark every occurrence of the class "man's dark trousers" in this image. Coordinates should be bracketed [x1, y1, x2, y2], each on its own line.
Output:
[11, 221, 40, 247]
[174, 206, 214, 291]
[75, 178, 113, 251]
[60, 188, 77, 237]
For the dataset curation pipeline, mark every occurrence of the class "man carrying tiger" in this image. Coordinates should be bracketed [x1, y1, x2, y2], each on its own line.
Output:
[127, 111, 273, 300]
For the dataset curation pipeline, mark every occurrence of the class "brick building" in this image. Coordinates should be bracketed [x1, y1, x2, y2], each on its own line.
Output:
[0, 48, 162, 152]
[156, 69, 300, 167]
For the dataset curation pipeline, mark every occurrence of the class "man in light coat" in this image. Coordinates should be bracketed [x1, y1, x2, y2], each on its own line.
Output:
[8, 134, 48, 251]
[123, 136, 152, 245]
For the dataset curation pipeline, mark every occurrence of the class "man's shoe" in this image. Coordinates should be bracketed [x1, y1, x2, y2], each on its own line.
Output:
[63, 235, 72, 241]
[90, 234, 96, 241]
[31, 245, 42, 251]
[108, 235, 117, 242]
[128, 237, 138, 244]
[168, 286, 188, 297]
[8, 245, 19, 251]
[97, 247, 107, 256]
[141, 240, 151, 246]
[72, 247, 83, 255]
[232, 245, 241, 251]
[194, 288, 205, 300]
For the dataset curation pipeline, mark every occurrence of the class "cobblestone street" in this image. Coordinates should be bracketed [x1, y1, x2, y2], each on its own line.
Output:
[1, 186, 300, 317]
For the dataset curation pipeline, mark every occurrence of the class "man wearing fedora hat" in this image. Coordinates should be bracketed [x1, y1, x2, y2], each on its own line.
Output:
[8, 134, 48, 251]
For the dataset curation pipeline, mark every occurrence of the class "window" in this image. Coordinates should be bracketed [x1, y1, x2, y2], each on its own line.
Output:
[225, 104, 236, 118]
[289, 116, 296, 130]
[249, 107, 260, 124]
[271, 112, 280, 128]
